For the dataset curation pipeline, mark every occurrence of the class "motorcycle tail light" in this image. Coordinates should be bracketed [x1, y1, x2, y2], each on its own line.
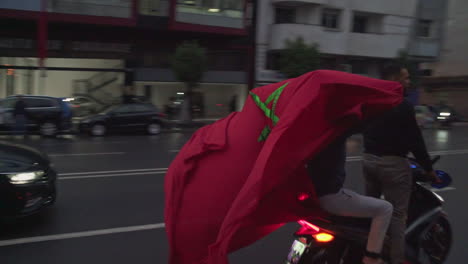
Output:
[313, 233, 334, 243]
[298, 220, 334, 243]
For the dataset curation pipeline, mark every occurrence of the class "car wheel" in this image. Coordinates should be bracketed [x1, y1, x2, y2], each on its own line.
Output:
[90, 123, 106, 137]
[40, 122, 58, 137]
[147, 122, 162, 135]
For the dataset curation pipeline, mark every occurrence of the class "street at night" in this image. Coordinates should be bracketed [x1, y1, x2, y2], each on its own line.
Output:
[0, 127, 466, 264]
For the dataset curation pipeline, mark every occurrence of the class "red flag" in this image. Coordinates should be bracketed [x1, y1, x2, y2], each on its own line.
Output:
[164, 70, 403, 264]
[38, 0, 48, 69]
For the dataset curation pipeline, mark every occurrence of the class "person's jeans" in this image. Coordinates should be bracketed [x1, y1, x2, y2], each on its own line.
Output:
[363, 154, 412, 264]
[319, 188, 393, 255]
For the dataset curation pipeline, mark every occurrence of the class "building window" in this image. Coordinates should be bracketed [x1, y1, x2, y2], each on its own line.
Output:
[353, 15, 368, 33]
[421, 69, 433, 76]
[275, 7, 296, 24]
[417, 19, 433, 37]
[207, 51, 246, 71]
[321, 8, 340, 29]
[178, 0, 242, 11]
[140, 0, 160, 15]
[222, 0, 243, 10]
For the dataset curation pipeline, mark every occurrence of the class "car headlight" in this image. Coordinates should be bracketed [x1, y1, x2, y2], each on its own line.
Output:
[439, 112, 451, 117]
[7, 171, 45, 185]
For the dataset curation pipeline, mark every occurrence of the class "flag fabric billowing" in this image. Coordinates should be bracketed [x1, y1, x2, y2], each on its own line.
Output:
[164, 70, 403, 264]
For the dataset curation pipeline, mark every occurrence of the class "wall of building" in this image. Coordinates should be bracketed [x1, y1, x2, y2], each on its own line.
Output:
[134, 81, 247, 117]
[175, 0, 246, 29]
[47, 0, 132, 18]
[256, 0, 421, 83]
[419, 87, 468, 120]
[0, 0, 40, 11]
[0, 58, 124, 98]
[423, 0, 468, 76]
[408, 0, 446, 59]
[139, 0, 169, 17]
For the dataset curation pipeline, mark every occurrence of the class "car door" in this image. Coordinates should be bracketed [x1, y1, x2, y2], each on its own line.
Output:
[132, 104, 156, 129]
[24, 97, 59, 127]
[108, 104, 138, 131]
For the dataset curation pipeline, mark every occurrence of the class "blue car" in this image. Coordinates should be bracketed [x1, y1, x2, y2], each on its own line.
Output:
[0, 95, 72, 136]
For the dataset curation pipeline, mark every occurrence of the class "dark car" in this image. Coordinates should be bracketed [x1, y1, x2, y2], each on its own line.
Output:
[0, 95, 73, 136]
[79, 103, 166, 136]
[0, 141, 57, 219]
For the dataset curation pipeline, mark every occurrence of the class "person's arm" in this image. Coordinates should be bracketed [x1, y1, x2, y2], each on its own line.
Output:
[406, 103, 438, 181]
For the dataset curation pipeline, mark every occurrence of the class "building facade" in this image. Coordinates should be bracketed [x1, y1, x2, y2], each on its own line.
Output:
[0, 0, 254, 118]
[255, 0, 446, 86]
[419, 0, 468, 119]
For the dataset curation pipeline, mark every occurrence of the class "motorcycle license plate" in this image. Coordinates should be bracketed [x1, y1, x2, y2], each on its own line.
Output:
[285, 240, 307, 264]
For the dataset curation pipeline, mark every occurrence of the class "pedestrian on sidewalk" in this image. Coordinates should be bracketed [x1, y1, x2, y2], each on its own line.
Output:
[13, 95, 28, 136]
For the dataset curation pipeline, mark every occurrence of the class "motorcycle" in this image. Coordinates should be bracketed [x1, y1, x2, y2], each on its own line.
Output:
[285, 156, 452, 264]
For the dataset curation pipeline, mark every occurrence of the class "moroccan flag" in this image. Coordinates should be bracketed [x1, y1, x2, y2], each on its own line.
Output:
[164, 70, 403, 264]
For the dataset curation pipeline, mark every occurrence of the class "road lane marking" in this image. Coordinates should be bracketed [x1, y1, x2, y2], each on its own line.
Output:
[346, 149, 468, 162]
[49, 152, 126, 157]
[53, 148, 468, 180]
[0, 223, 166, 247]
[59, 171, 166, 180]
[430, 149, 468, 155]
[59, 168, 168, 176]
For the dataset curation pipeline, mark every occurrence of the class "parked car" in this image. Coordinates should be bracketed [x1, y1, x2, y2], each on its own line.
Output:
[0, 95, 72, 136]
[79, 103, 166, 136]
[0, 141, 57, 219]
[62, 96, 101, 117]
[415, 105, 436, 128]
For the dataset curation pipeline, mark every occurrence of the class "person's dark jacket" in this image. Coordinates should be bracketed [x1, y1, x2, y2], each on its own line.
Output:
[363, 99, 433, 171]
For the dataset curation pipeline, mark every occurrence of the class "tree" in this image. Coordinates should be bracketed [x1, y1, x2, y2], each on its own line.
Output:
[171, 41, 207, 122]
[279, 37, 320, 78]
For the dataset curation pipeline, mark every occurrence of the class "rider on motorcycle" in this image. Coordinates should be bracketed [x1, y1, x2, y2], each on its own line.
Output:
[307, 132, 393, 264]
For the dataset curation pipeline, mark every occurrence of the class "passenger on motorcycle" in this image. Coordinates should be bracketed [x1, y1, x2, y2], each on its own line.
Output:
[307, 133, 392, 264]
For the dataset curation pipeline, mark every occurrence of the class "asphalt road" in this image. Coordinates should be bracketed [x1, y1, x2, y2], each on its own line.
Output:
[0, 127, 467, 264]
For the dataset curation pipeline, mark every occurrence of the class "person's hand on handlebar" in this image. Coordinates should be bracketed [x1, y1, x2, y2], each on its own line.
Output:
[426, 170, 441, 183]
